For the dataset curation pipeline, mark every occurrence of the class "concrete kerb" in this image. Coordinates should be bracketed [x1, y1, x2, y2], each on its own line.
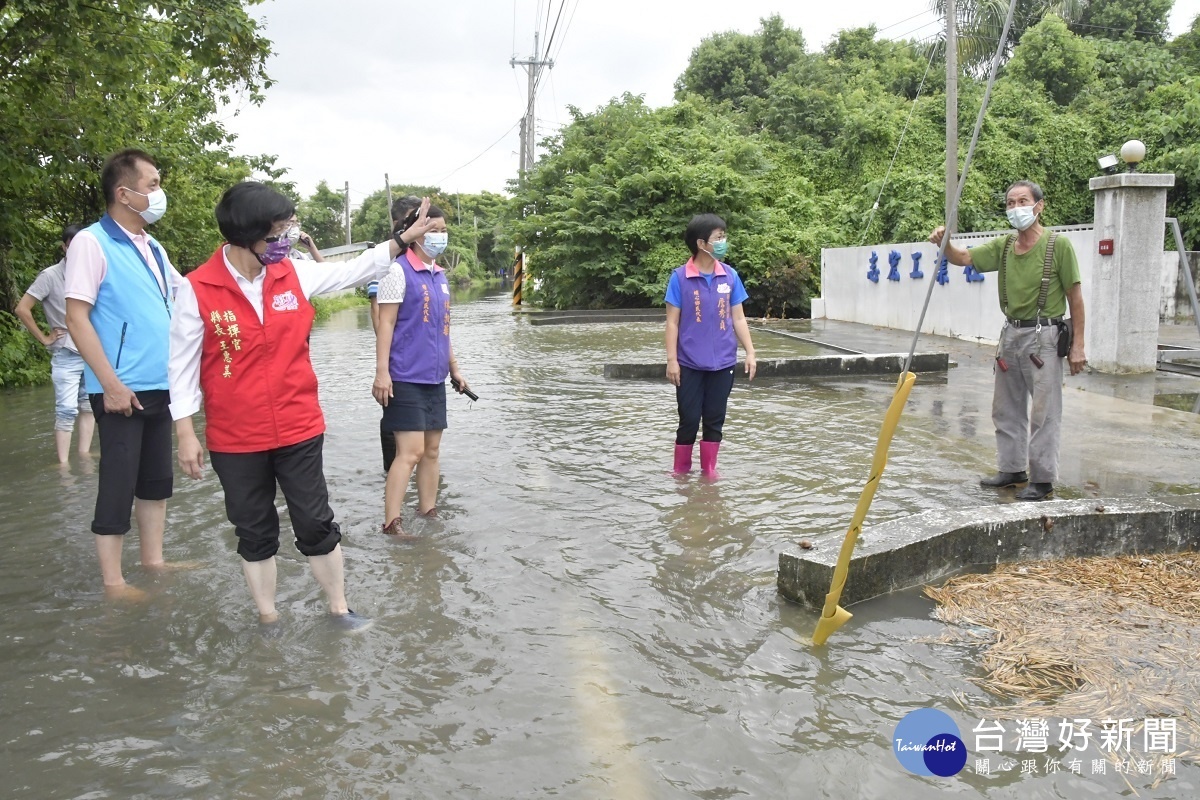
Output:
[777, 494, 1200, 608]
[604, 352, 951, 380]
[517, 308, 667, 326]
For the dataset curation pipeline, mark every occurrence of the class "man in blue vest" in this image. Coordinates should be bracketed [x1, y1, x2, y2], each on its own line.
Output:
[65, 149, 182, 599]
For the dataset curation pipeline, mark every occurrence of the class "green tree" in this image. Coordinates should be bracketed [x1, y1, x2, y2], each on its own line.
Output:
[926, 0, 1085, 75]
[674, 15, 804, 109]
[1072, 0, 1172, 41]
[298, 181, 347, 251]
[1169, 14, 1200, 72]
[511, 94, 819, 312]
[0, 0, 272, 384]
[1006, 15, 1097, 105]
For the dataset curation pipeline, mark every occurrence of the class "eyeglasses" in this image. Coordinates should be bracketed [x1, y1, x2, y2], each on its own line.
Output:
[266, 225, 300, 243]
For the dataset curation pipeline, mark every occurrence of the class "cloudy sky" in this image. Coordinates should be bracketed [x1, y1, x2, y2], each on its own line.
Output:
[222, 0, 1200, 206]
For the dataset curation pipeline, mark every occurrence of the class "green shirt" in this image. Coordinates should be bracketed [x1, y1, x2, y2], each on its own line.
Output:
[970, 230, 1082, 320]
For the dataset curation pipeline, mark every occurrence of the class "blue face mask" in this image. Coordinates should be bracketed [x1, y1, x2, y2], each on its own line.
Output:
[710, 238, 729, 259]
[422, 231, 448, 258]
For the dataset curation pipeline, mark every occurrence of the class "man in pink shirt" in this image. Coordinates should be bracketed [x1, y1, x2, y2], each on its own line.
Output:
[65, 149, 183, 600]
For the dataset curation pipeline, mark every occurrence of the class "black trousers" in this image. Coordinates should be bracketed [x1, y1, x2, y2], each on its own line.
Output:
[675, 365, 735, 445]
[209, 434, 341, 562]
[89, 389, 174, 534]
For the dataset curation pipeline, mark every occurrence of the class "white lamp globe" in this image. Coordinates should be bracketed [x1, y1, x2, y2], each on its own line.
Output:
[1119, 139, 1146, 165]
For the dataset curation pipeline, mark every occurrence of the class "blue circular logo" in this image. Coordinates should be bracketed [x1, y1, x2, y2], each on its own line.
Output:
[893, 709, 968, 777]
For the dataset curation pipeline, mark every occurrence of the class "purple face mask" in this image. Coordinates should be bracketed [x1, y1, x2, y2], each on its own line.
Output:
[258, 239, 292, 265]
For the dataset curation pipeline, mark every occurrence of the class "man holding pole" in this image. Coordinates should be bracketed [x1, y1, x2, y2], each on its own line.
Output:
[929, 180, 1087, 501]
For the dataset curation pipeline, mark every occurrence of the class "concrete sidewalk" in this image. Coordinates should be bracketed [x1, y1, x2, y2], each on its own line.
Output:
[763, 318, 1200, 494]
[771, 318, 1200, 608]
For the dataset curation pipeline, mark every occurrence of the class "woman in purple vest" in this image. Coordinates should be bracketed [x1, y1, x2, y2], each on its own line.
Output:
[664, 214, 757, 479]
[372, 204, 471, 538]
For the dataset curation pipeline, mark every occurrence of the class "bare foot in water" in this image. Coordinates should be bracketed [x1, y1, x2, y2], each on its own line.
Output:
[382, 518, 419, 542]
[104, 582, 150, 603]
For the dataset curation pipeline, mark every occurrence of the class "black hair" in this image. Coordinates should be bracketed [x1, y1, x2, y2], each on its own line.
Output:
[215, 182, 296, 248]
[391, 195, 422, 224]
[101, 148, 157, 206]
[684, 213, 727, 256]
[396, 203, 446, 239]
[62, 223, 85, 243]
[1006, 180, 1044, 203]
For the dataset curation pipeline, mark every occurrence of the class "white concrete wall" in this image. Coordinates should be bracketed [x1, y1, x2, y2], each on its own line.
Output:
[1161, 252, 1181, 320]
[814, 226, 1096, 346]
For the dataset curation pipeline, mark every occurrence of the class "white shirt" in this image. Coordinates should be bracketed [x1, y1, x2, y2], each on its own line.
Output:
[64, 223, 182, 304]
[168, 242, 395, 421]
[376, 251, 438, 305]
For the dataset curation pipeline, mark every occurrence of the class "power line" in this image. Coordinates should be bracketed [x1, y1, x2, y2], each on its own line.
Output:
[433, 118, 523, 186]
[883, 20, 942, 43]
[549, 0, 582, 63]
[533, 0, 568, 96]
[541, 0, 553, 42]
[541, 0, 568, 62]
[875, 10, 938, 36]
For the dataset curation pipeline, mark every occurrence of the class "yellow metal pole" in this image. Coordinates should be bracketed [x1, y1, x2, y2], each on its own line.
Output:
[812, 371, 917, 646]
[512, 251, 524, 306]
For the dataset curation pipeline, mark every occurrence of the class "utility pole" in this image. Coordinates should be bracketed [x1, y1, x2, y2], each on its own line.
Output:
[385, 173, 393, 220]
[945, 0, 958, 232]
[344, 180, 351, 245]
[511, 30, 554, 188]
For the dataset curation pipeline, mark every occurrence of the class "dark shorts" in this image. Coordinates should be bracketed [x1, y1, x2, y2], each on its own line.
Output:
[89, 389, 174, 535]
[381, 381, 448, 432]
[208, 434, 340, 562]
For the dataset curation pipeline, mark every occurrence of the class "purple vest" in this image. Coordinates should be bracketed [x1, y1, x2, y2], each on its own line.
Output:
[389, 253, 451, 384]
[674, 262, 737, 371]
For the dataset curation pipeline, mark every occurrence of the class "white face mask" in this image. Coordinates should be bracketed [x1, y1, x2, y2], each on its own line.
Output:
[1006, 205, 1037, 232]
[123, 187, 168, 224]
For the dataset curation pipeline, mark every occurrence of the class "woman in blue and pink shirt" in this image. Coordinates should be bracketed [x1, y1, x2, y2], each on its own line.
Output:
[664, 214, 757, 479]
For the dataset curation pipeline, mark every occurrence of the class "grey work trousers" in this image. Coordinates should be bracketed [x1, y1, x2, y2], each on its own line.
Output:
[992, 324, 1063, 483]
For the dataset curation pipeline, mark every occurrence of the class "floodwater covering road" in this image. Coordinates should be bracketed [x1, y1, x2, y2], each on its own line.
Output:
[1, 290, 1196, 798]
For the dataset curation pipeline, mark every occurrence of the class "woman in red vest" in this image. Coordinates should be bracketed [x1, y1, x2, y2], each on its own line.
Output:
[168, 182, 432, 629]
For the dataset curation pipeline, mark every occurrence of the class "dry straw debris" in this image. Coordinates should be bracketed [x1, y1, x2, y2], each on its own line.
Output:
[926, 552, 1200, 765]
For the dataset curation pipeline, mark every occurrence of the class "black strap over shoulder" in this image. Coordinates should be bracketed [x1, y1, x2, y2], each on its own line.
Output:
[999, 231, 1058, 320]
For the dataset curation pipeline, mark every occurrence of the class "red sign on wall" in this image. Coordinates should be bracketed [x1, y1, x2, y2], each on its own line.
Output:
[1098, 239, 1115, 255]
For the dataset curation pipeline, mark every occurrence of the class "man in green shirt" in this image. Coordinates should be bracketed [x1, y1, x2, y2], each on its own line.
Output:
[929, 180, 1087, 501]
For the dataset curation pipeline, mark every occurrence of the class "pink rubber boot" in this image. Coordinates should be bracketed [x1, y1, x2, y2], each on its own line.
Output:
[673, 443, 693, 475]
[699, 440, 721, 480]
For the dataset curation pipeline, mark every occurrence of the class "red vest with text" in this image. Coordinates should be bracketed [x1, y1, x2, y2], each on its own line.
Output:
[188, 249, 324, 453]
